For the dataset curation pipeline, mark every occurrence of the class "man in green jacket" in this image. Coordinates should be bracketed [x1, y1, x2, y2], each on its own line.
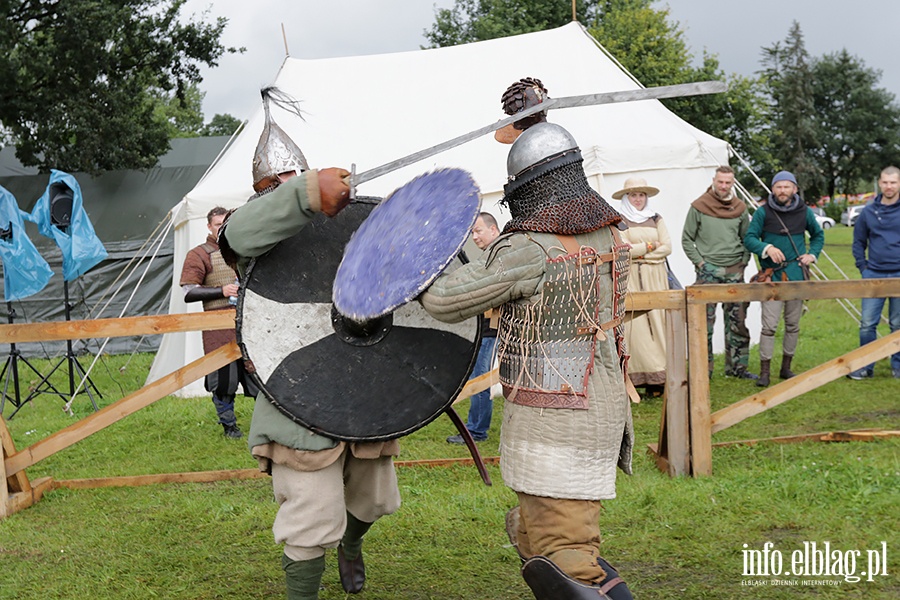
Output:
[744, 170, 824, 386]
[681, 165, 756, 380]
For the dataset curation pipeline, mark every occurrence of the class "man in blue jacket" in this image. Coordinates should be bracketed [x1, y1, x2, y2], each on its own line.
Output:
[848, 166, 900, 380]
[744, 171, 824, 387]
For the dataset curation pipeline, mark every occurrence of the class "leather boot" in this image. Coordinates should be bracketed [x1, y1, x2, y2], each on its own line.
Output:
[337, 545, 365, 594]
[757, 360, 770, 387]
[222, 423, 243, 439]
[522, 555, 633, 600]
[337, 512, 371, 593]
[780, 355, 796, 379]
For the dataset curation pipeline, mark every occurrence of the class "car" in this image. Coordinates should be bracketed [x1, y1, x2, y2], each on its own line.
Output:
[810, 206, 835, 229]
[815, 213, 835, 229]
[840, 205, 866, 226]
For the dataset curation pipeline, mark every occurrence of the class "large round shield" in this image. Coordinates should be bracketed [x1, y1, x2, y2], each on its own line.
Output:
[333, 169, 481, 320]
[236, 199, 479, 441]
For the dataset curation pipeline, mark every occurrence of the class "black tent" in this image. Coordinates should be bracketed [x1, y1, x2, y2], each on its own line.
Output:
[0, 137, 231, 357]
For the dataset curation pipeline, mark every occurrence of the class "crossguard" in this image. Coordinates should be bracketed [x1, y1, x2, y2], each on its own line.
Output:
[348, 163, 357, 201]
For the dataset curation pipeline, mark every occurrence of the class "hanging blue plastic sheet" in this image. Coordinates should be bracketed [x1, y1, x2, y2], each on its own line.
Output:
[0, 185, 53, 302]
[28, 170, 107, 281]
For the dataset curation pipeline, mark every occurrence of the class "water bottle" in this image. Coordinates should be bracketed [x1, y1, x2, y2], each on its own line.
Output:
[228, 277, 239, 306]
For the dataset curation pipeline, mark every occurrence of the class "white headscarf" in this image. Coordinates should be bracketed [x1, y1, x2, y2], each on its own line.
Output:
[618, 194, 656, 224]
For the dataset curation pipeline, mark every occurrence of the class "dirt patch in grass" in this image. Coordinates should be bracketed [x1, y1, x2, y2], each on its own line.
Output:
[764, 524, 806, 544]
[837, 408, 900, 423]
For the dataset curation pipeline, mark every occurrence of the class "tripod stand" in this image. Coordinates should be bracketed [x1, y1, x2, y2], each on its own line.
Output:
[0, 302, 66, 418]
[14, 280, 102, 417]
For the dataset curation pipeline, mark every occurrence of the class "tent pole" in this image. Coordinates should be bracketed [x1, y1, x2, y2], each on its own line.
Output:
[281, 23, 290, 56]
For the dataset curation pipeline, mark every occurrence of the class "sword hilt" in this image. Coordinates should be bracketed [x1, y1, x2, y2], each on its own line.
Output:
[346, 163, 357, 202]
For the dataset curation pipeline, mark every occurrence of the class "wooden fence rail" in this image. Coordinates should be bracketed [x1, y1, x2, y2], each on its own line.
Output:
[0, 309, 236, 344]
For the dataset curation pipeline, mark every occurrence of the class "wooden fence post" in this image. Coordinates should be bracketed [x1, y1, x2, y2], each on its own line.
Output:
[1, 416, 36, 519]
[686, 301, 712, 476]
[664, 307, 690, 476]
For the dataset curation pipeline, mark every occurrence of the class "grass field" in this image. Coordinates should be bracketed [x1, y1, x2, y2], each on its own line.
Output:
[1, 226, 898, 599]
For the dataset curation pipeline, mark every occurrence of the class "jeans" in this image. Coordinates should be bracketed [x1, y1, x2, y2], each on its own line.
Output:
[466, 337, 497, 441]
[858, 268, 900, 375]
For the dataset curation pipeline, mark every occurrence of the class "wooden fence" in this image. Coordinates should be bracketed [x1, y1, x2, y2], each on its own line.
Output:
[3, 279, 900, 518]
[644, 278, 900, 477]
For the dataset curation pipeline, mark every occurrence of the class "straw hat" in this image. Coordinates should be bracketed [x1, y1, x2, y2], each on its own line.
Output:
[611, 177, 660, 200]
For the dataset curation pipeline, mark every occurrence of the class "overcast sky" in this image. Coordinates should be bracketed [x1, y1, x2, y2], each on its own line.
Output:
[181, 0, 898, 121]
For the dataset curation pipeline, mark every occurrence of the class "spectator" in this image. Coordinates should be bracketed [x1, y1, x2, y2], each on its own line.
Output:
[744, 170, 824, 387]
[180, 206, 258, 438]
[614, 177, 671, 397]
[681, 165, 756, 380]
[848, 165, 900, 380]
[447, 211, 502, 444]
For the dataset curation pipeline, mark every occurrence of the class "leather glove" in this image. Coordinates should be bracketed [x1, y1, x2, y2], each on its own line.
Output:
[185, 286, 228, 303]
[318, 168, 352, 217]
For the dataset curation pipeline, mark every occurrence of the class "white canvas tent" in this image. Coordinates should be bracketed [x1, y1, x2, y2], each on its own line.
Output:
[148, 22, 734, 395]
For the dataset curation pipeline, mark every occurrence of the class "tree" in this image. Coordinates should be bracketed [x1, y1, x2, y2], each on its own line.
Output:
[589, 4, 770, 173]
[675, 54, 775, 177]
[201, 114, 244, 137]
[152, 84, 243, 139]
[589, 1, 691, 87]
[424, 0, 604, 47]
[0, 0, 240, 174]
[154, 85, 206, 139]
[426, 1, 771, 177]
[759, 21, 822, 197]
[807, 50, 900, 199]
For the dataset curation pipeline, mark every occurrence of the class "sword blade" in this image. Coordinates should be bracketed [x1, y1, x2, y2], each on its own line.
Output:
[351, 81, 727, 189]
[353, 101, 548, 187]
[551, 80, 727, 109]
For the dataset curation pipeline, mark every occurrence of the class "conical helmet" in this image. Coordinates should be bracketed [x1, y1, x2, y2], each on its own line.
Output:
[252, 87, 309, 188]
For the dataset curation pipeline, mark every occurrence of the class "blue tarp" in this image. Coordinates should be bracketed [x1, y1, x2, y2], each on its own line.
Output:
[0, 185, 53, 301]
[28, 170, 108, 282]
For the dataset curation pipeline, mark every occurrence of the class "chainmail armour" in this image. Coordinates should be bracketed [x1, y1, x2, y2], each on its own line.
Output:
[495, 117, 630, 406]
[497, 233, 630, 409]
[501, 158, 623, 236]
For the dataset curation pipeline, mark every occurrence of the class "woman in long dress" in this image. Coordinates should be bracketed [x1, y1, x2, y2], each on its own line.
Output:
[613, 177, 672, 397]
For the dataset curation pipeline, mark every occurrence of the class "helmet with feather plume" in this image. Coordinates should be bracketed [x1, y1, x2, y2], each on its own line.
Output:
[252, 86, 310, 190]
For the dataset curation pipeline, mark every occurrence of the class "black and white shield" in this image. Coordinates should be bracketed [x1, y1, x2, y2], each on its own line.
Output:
[236, 199, 479, 441]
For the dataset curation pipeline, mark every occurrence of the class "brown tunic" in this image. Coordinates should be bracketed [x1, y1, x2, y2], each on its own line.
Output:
[180, 235, 237, 353]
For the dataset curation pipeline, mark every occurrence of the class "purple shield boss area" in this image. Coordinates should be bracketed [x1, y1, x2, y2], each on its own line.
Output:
[333, 168, 481, 320]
